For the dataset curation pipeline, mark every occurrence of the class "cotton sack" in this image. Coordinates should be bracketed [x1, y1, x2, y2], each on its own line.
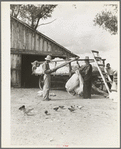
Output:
[65, 70, 79, 92]
[74, 71, 84, 95]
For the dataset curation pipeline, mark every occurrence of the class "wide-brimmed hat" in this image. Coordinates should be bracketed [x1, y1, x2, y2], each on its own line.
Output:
[84, 56, 89, 61]
[45, 55, 52, 61]
[106, 63, 110, 67]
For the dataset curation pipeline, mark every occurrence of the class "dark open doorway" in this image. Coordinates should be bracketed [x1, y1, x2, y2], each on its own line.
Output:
[21, 54, 45, 88]
[21, 54, 66, 88]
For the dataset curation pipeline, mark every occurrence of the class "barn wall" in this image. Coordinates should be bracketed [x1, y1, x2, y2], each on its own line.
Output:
[10, 17, 78, 88]
[11, 54, 21, 87]
[11, 17, 76, 58]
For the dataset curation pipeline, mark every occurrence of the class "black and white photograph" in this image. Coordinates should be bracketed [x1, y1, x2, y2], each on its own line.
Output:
[1, 1, 120, 148]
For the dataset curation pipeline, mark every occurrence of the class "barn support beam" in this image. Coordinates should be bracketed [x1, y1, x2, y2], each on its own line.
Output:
[11, 48, 67, 58]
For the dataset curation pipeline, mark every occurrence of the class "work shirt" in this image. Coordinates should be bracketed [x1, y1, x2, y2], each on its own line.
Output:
[43, 61, 50, 74]
[79, 64, 92, 81]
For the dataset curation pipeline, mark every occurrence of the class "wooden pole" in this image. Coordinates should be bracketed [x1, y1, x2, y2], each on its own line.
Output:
[69, 63, 72, 77]
[46, 57, 79, 74]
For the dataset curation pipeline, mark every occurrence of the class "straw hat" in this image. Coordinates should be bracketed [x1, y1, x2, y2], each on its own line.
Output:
[106, 63, 110, 67]
[84, 56, 89, 61]
[45, 55, 52, 61]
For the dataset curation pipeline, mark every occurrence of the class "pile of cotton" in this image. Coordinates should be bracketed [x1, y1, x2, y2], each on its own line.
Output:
[34, 64, 43, 75]
[52, 58, 69, 75]
[32, 57, 70, 75]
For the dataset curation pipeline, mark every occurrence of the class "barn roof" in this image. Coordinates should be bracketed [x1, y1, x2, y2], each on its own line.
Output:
[11, 16, 78, 58]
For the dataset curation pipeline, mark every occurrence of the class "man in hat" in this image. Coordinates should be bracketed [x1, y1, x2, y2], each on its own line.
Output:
[79, 56, 92, 99]
[106, 63, 115, 90]
[43, 55, 52, 101]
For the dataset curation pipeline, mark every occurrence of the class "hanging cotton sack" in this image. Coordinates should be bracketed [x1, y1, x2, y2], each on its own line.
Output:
[74, 71, 84, 95]
[65, 70, 79, 92]
[111, 81, 117, 91]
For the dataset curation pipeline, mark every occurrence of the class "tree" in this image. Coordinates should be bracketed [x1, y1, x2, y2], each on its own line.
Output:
[93, 4, 118, 35]
[10, 4, 21, 18]
[10, 4, 57, 30]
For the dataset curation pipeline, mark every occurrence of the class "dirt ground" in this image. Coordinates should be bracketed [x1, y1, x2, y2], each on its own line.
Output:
[11, 88, 119, 148]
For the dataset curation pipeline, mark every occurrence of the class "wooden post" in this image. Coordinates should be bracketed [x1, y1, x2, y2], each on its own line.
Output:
[76, 60, 81, 68]
[102, 59, 106, 67]
[69, 62, 72, 77]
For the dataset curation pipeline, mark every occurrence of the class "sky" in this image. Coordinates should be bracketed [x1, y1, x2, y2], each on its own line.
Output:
[37, 2, 119, 70]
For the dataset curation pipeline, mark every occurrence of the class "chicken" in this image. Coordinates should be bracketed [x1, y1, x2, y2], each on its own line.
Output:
[68, 107, 75, 112]
[45, 110, 50, 115]
[53, 107, 59, 111]
[19, 105, 34, 116]
[59, 106, 65, 109]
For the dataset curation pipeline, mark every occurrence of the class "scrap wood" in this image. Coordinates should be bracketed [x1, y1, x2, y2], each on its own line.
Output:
[92, 84, 108, 96]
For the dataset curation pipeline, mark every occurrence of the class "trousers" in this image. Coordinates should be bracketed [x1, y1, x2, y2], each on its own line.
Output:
[43, 74, 51, 100]
[83, 79, 92, 99]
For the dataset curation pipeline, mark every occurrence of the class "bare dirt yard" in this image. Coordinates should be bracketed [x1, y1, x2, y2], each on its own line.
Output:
[11, 88, 119, 148]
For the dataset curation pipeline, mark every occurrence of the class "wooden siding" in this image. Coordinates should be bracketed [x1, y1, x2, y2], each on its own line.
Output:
[10, 17, 78, 88]
[11, 17, 77, 58]
[11, 54, 21, 87]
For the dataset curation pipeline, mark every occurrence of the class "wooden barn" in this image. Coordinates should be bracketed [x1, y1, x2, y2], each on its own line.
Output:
[10, 16, 78, 88]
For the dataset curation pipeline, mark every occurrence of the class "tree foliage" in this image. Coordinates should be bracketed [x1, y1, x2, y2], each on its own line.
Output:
[93, 4, 118, 35]
[10, 4, 57, 30]
[10, 5, 21, 18]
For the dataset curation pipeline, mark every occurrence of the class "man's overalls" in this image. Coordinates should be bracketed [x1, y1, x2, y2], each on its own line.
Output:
[43, 61, 51, 100]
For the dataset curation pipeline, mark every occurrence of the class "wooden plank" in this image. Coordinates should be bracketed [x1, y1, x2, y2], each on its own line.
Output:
[28, 30, 31, 50]
[36, 34, 39, 51]
[16, 21, 20, 49]
[13, 20, 17, 48]
[58, 47, 63, 54]
[11, 54, 14, 68]
[16, 70, 21, 87]
[11, 70, 21, 87]
[69, 63, 72, 77]
[41, 37, 43, 51]
[52, 44, 55, 53]
[48, 43, 51, 52]
[11, 70, 16, 85]
[16, 54, 21, 69]
[40, 37, 43, 51]
[39, 37, 42, 51]
[12, 20, 15, 48]
[19, 25, 23, 49]
[91, 51, 110, 94]
[43, 40, 47, 52]
[34, 32, 36, 51]
[31, 32, 35, 50]
[26, 28, 29, 50]
[11, 48, 67, 57]
[11, 20, 13, 48]
[19, 24, 22, 49]
[23, 26, 26, 49]
[92, 50, 99, 53]
[22, 25, 25, 49]
[30, 31, 32, 50]
[12, 54, 17, 68]
[11, 54, 21, 87]
[54, 45, 58, 53]
[17, 22, 20, 49]
[46, 41, 48, 51]
[10, 19, 12, 48]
